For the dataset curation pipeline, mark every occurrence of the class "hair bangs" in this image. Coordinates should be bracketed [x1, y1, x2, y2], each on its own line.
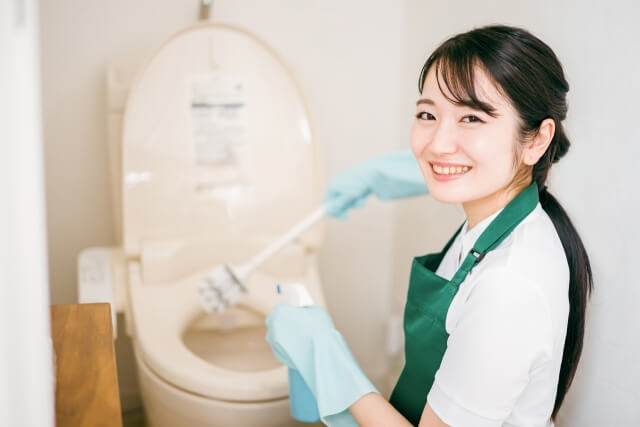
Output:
[420, 47, 499, 118]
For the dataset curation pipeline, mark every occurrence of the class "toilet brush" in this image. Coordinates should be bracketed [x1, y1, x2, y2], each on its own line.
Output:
[198, 204, 327, 313]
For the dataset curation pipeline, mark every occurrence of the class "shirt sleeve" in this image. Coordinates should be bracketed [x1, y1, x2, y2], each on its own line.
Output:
[427, 269, 554, 427]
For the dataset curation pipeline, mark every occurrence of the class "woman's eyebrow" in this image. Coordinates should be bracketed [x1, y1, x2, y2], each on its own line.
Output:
[416, 98, 435, 106]
[417, 97, 500, 117]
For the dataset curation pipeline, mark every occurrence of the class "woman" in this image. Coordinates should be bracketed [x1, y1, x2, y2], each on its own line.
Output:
[266, 24, 592, 427]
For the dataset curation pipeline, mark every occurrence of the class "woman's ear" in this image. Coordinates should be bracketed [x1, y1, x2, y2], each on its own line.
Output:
[523, 118, 555, 165]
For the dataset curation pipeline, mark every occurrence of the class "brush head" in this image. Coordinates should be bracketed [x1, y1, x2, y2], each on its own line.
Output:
[198, 264, 248, 313]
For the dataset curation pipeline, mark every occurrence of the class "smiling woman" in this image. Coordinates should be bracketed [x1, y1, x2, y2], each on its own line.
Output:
[385, 25, 593, 426]
[265, 24, 593, 427]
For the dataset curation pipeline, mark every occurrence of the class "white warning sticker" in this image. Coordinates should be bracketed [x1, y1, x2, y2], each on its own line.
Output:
[188, 72, 248, 165]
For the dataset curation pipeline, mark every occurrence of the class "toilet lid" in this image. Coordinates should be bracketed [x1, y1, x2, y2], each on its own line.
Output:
[121, 23, 323, 261]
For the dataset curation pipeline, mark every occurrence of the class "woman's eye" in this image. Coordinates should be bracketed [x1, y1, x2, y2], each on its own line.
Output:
[416, 112, 435, 120]
[462, 115, 483, 123]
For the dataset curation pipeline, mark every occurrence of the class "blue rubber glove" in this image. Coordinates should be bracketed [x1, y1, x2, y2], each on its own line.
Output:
[325, 150, 428, 219]
[265, 302, 378, 426]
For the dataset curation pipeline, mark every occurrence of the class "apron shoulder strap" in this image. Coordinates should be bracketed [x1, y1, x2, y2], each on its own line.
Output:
[441, 222, 465, 255]
[449, 182, 539, 287]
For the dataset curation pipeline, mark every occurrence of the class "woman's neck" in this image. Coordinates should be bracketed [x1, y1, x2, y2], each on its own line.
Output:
[463, 182, 529, 229]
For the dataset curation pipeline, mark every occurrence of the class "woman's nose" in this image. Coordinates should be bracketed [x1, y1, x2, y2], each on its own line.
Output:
[428, 121, 458, 155]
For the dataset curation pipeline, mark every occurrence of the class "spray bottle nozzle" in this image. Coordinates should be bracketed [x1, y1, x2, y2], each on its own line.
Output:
[276, 283, 314, 307]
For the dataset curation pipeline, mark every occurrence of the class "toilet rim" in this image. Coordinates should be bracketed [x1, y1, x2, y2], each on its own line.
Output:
[132, 338, 290, 404]
[128, 272, 290, 402]
[135, 330, 289, 403]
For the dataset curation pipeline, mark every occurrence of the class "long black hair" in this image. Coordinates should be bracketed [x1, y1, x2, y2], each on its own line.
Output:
[419, 25, 593, 420]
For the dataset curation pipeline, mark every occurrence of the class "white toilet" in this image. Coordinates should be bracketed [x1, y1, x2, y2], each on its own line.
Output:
[78, 22, 328, 427]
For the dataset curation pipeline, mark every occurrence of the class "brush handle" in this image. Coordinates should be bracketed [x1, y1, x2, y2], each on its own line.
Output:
[241, 205, 327, 277]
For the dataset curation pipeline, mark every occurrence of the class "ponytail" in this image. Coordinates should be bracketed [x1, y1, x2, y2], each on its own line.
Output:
[536, 129, 593, 420]
[538, 186, 593, 419]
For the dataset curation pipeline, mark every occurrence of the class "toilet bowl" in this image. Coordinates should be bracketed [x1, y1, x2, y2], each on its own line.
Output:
[128, 247, 326, 427]
[82, 22, 328, 427]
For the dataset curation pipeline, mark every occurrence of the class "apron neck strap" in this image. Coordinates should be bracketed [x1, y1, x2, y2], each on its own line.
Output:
[450, 182, 539, 285]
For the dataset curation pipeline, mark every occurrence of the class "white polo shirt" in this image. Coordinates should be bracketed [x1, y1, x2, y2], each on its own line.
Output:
[426, 202, 570, 427]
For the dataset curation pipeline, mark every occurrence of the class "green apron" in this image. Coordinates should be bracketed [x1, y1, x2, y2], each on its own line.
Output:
[389, 182, 539, 426]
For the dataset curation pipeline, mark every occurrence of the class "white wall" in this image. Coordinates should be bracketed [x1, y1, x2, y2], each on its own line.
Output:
[1, 0, 54, 425]
[40, 0, 639, 424]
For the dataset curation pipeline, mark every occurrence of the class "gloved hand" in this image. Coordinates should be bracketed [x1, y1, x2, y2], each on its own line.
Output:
[325, 150, 428, 219]
[265, 302, 378, 425]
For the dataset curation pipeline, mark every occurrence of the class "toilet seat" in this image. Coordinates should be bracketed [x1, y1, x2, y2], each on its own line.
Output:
[127, 251, 326, 402]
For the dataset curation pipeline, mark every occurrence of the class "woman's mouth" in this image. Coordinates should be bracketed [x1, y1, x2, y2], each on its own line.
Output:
[430, 162, 472, 181]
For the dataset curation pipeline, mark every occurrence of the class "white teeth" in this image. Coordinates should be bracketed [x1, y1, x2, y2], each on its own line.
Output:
[432, 164, 471, 175]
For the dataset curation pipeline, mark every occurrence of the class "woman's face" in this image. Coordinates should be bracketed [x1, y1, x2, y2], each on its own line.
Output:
[411, 65, 523, 205]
